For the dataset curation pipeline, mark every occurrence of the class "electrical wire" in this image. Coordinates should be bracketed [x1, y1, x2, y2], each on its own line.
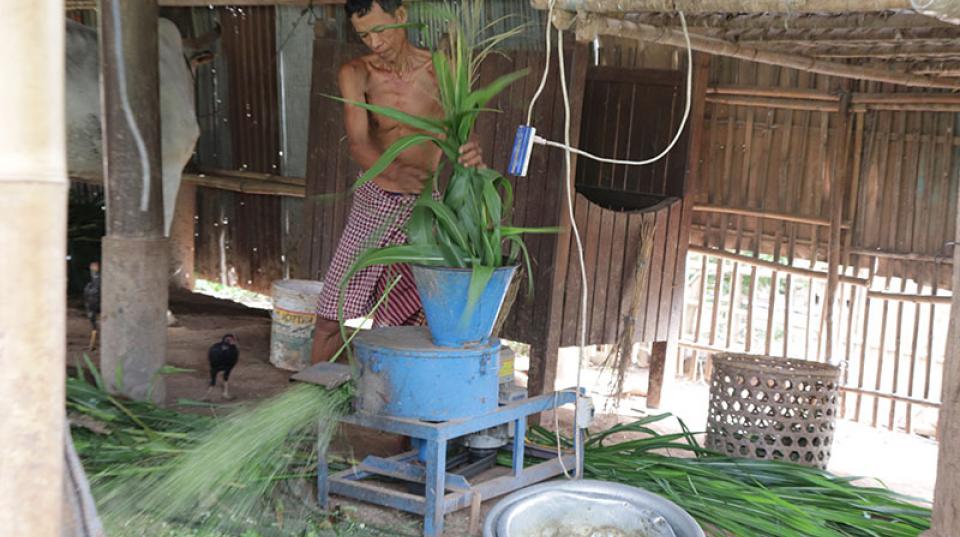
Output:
[107, 0, 152, 212]
[538, 9, 694, 481]
[556, 24, 588, 481]
[526, 0, 555, 126]
[537, 10, 693, 168]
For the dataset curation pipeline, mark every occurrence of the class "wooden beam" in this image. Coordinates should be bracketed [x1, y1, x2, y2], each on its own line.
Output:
[721, 26, 960, 43]
[535, 0, 910, 13]
[748, 40, 960, 60]
[70, 170, 306, 197]
[574, 15, 960, 90]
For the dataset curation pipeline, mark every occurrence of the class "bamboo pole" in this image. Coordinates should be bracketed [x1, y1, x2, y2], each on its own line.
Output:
[710, 86, 960, 106]
[708, 85, 839, 101]
[842, 386, 941, 409]
[692, 204, 834, 227]
[706, 92, 960, 112]
[0, 2, 66, 536]
[573, 15, 960, 90]
[868, 290, 954, 305]
[706, 95, 840, 112]
[534, 0, 911, 13]
[688, 245, 868, 286]
[848, 247, 952, 264]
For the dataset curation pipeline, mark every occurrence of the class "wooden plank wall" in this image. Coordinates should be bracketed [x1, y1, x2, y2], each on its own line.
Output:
[678, 55, 960, 435]
[559, 64, 692, 355]
[195, 7, 290, 293]
[557, 193, 682, 347]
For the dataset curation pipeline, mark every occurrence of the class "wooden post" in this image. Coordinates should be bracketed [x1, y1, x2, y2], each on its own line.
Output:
[923, 189, 960, 537]
[99, 0, 169, 402]
[169, 181, 196, 289]
[647, 341, 668, 408]
[0, 2, 67, 536]
[824, 89, 852, 364]
[665, 52, 711, 395]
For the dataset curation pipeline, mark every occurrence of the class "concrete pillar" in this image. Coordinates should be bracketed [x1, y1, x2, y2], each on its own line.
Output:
[99, 0, 168, 402]
[0, 3, 67, 536]
[923, 177, 960, 536]
[169, 181, 197, 289]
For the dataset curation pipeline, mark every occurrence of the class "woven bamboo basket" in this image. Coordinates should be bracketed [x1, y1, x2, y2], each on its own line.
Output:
[705, 353, 841, 469]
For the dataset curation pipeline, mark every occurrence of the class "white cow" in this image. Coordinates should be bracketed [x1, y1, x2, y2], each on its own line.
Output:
[66, 18, 215, 235]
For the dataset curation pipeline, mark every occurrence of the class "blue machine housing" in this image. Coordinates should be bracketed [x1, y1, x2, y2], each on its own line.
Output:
[353, 327, 500, 421]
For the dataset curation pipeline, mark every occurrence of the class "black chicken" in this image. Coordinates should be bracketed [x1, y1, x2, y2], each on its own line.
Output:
[206, 334, 239, 400]
[82, 262, 101, 351]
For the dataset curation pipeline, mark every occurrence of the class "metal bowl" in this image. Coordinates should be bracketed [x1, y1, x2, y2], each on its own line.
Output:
[483, 480, 705, 537]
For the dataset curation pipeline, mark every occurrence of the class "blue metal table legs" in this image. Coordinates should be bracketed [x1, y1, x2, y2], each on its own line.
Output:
[318, 390, 579, 537]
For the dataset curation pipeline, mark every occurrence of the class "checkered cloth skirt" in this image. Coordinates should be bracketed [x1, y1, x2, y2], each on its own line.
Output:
[315, 181, 427, 327]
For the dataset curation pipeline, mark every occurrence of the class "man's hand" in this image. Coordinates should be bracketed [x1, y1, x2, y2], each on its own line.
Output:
[458, 141, 486, 169]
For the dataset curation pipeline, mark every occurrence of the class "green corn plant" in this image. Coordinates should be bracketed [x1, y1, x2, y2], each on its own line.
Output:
[331, 1, 559, 316]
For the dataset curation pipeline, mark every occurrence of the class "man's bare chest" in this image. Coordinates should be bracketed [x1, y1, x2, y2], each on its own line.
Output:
[365, 71, 441, 121]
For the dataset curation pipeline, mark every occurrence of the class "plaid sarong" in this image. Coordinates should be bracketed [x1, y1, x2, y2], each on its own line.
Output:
[315, 181, 426, 327]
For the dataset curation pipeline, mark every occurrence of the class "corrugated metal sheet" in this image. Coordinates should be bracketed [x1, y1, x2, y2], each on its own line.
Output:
[194, 6, 302, 290]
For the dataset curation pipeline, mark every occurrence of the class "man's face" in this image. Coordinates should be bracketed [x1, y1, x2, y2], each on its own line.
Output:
[351, 3, 408, 63]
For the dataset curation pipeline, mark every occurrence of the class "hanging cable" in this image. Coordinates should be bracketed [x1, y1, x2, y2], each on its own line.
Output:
[107, 0, 152, 212]
[526, 0, 555, 126]
[537, 9, 694, 481]
[538, 10, 693, 167]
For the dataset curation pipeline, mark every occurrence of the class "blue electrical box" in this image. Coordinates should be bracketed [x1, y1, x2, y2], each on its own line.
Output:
[353, 327, 501, 421]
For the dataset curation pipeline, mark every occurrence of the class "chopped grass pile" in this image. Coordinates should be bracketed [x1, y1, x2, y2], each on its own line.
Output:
[68, 362, 351, 536]
[70, 362, 931, 537]
[528, 414, 931, 537]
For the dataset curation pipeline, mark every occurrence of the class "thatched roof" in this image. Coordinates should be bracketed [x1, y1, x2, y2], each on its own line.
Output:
[532, 1, 960, 87]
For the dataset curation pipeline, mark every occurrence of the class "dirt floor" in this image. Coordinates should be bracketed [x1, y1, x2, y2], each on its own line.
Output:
[67, 288, 938, 536]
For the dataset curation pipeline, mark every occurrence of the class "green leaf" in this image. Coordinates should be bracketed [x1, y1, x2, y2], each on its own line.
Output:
[501, 225, 562, 236]
[352, 133, 435, 191]
[83, 353, 106, 392]
[464, 69, 528, 111]
[325, 94, 446, 135]
[505, 236, 534, 298]
[464, 264, 494, 322]
[340, 244, 446, 288]
[420, 198, 471, 252]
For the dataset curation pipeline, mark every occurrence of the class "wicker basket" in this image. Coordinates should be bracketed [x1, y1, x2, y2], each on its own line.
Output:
[705, 353, 841, 469]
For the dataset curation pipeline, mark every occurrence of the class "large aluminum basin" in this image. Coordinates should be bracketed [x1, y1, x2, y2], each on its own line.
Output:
[483, 480, 705, 537]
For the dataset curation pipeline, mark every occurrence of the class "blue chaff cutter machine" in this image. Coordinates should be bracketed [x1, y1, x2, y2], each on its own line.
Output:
[293, 326, 584, 537]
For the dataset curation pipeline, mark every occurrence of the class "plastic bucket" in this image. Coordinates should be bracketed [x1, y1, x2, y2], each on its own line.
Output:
[269, 279, 324, 371]
[410, 265, 517, 348]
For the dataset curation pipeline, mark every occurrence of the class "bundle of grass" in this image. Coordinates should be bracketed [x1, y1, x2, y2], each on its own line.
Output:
[528, 414, 931, 537]
[68, 358, 213, 481]
[97, 383, 351, 536]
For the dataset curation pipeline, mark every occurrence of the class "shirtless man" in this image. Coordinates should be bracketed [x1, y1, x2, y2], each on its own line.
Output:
[310, 0, 484, 364]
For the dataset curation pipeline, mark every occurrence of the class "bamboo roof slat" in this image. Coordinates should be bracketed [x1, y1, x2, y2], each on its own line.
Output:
[575, 15, 960, 89]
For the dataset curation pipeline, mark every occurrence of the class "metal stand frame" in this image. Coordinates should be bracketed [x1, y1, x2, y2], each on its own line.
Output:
[318, 390, 579, 537]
